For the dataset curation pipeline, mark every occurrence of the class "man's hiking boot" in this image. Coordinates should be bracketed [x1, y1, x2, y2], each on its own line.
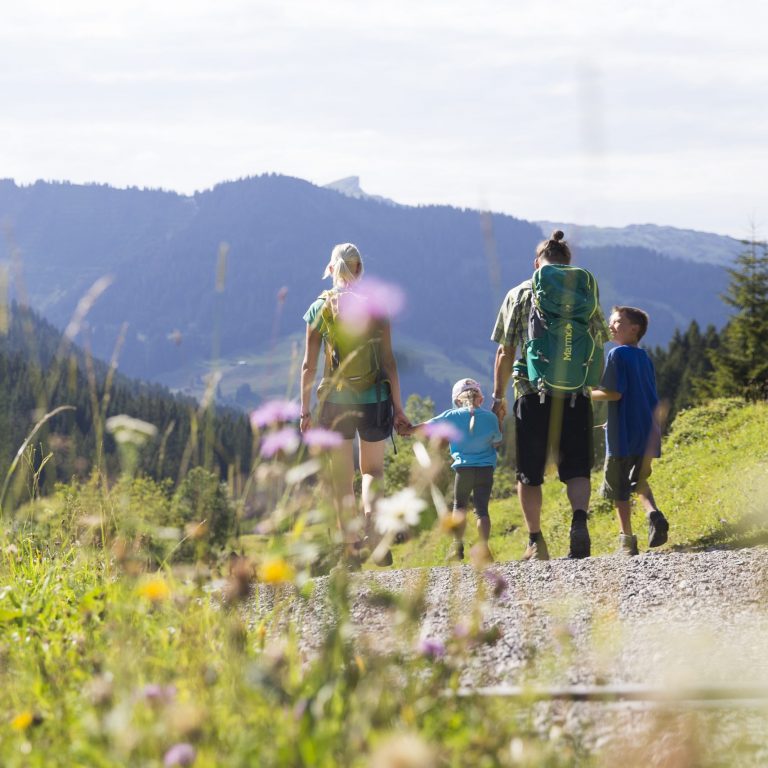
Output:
[618, 533, 639, 556]
[447, 540, 465, 562]
[522, 536, 549, 561]
[648, 510, 669, 548]
[568, 516, 591, 559]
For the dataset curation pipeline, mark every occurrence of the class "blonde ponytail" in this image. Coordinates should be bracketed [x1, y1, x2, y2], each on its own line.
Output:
[322, 243, 364, 288]
[455, 389, 481, 433]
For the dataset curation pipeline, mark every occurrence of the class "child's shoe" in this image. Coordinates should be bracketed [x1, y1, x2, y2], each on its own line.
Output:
[447, 540, 465, 562]
[522, 536, 550, 561]
[648, 510, 669, 548]
[618, 533, 639, 556]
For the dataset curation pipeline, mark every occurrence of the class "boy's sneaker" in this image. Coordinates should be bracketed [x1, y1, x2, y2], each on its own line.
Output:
[648, 510, 669, 548]
[372, 545, 394, 567]
[568, 520, 591, 559]
[522, 536, 550, 561]
[618, 534, 639, 556]
[447, 541, 465, 562]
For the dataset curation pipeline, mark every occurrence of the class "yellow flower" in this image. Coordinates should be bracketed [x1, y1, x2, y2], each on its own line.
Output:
[138, 578, 171, 603]
[258, 558, 295, 584]
[11, 711, 34, 731]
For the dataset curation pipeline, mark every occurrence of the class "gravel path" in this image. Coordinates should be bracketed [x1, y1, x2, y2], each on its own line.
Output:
[256, 548, 768, 689]
[252, 548, 768, 761]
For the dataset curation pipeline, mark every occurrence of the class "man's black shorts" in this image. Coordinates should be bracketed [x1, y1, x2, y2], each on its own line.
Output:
[318, 398, 393, 442]
[601, 454, 652, 502]
[514, 393, 593, 485]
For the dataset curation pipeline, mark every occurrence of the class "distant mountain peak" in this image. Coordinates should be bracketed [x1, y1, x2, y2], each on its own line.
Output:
[536, 220, 742, 266]
[323, 176, 398, 207]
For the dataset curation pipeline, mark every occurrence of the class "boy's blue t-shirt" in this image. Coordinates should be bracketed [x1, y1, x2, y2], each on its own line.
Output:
[426, 407, 502, 468]
[600, 345, 661, 458]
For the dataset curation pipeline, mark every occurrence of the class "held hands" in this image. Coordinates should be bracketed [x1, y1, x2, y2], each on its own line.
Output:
[299, 413, 312, 433]
[491, 398, 507, 428]
[393, 409, 412, 436]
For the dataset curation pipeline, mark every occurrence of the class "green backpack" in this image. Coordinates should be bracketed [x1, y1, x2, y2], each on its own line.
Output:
[318, 289, 385, 394]
[524, 264, 603, 396]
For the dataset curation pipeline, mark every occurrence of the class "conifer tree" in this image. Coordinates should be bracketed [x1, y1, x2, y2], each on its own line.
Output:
[701, 238, 768, 400]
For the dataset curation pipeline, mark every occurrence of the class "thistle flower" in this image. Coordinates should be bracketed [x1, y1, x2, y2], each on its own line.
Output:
[375, 489, 427, 535]
[250, 399, 301, 429]
[302, 427, 344, 450]
[422, 421, 461, 442]
[338, 276, 405, 327]
[164, 742, 196, 767]
[417, 637, 446, 660]
[259, 427, 300, 458]
[484, 568, 509, 598]
[142, 684, 177, 706]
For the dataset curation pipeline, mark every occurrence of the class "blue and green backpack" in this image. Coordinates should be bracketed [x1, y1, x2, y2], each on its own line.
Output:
[524, 264, 603, 396]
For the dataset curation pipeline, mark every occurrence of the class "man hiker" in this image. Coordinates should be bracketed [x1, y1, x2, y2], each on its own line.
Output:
[490, 230, 609, 560]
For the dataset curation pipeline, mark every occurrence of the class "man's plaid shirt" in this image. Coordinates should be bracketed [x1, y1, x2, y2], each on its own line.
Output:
[491, 278, 610, 401]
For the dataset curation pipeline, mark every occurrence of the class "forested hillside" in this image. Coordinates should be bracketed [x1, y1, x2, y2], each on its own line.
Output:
[0, 304, 252, 506]
[1, 176, 732, 406]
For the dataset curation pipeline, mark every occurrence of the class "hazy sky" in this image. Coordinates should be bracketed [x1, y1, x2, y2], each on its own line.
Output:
[1, 0, 766, 237]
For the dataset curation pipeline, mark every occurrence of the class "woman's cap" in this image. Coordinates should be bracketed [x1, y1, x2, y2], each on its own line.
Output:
[452, 377, 482, 404]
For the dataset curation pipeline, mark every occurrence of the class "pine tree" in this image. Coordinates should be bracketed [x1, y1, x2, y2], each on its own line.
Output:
[701, 238, 768, 400]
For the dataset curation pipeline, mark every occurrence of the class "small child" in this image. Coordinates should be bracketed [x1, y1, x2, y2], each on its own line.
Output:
[409, 378, 502, 562]
[591, 306, 669, 555]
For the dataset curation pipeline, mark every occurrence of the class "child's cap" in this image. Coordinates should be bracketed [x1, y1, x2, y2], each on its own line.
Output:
[452, 378, 482, 405]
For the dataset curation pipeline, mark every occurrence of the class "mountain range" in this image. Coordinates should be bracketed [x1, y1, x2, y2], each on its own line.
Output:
[0, 175, 738, 408]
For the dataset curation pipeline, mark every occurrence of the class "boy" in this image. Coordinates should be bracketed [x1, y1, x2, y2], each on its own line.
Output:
[590, 306, 669, 555]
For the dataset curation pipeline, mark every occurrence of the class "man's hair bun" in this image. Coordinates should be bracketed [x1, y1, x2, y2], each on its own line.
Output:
[551, 230, 565, 242]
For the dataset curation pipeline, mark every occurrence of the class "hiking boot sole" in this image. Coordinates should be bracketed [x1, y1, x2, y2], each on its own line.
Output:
[568, 527, 591, 559]
[648, 517, 669, 548]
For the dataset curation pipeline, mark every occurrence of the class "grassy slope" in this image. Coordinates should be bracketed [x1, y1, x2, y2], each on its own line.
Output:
[388, 399, 768, 567]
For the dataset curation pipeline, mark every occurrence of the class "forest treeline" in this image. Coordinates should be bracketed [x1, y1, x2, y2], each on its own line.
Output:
[0, 304, 252, 508]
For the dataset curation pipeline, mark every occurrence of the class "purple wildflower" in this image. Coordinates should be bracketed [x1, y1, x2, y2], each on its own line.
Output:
[422, 421, 462, 442]
[484, 569, 509, 599]
[417, 637, 446, 661]
[164, 743, 196, 767]
[260, 427, 301, 458]
[338, 277, 405, 326]
[250, 400, 301, 429]
[302, 428, 344, 450]
[142, 684, 177, 705]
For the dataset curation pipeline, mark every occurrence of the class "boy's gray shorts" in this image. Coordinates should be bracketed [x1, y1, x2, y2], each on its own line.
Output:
[601, 455, 652, 502]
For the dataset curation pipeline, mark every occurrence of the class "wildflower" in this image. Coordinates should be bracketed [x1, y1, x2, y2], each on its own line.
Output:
[484, 568, 509, 598]
[302, 427, 344, 450]
[417, 637, 446, 660]
[10, 711, 34, 731]
[250, 399, 301, 429]
[258, 557, 295, 584]
[164, 742, 196, 767]
[142, 684, 177, 706]
[259, 427, 300, 458]
[338, 276, 405, 327]
[375, 489, 426, 535]
[138, 577, 171, 603]
[421, 421, 461, 442]
[106, 415, 158, 445]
